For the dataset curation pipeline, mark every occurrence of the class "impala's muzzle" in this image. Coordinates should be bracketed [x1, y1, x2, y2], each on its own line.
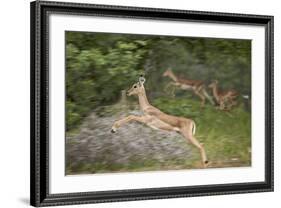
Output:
[126, 90, 132, 96]
[127, 85, 137, 96]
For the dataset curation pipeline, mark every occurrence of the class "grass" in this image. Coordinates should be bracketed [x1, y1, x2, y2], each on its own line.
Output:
[66, 95, 251, 174]
[66, 158, 199, 175]
[152, 96, 251, 168]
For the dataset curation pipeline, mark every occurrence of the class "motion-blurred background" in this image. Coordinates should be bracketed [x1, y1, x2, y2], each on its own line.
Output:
[65, 31, 251, 174]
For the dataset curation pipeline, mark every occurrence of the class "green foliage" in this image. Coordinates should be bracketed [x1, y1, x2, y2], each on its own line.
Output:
[66, 32, 148, 130]
[66, 31, 251, 131]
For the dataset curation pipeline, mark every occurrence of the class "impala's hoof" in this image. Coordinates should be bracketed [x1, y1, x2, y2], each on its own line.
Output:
[202, 160, 209, 168]
[111, 128, 116, 133]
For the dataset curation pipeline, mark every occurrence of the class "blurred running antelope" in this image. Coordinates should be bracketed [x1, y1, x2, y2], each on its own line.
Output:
[111, 76, 209, 167]
[162, 68, 214, 107]
[208, 80, 239, 110]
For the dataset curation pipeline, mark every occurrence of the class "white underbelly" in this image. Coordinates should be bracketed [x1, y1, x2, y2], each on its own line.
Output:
[146, 117, 179, 132]
[148, 124, 161, 130]
[180, 84, 192, 90]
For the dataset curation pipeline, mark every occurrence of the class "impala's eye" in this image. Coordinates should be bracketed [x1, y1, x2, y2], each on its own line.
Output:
[134, 85, 137, 88]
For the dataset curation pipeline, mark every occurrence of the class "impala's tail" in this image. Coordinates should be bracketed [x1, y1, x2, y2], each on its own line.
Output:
[192, 121, 196, 135]
[202, 88, 215, 105]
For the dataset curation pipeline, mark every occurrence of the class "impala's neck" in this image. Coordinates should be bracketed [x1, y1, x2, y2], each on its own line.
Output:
[137, 87, 151, 111]
[212, 85, 220, 102]
[167, 71, 178, 82]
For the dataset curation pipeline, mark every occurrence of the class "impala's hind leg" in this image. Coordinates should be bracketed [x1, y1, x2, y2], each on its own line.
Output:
[180, 124, 208, 168]
[194, 90, 206, 108]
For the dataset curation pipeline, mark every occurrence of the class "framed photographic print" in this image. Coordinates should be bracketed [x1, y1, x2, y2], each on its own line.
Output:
[30, 0, 274, 207]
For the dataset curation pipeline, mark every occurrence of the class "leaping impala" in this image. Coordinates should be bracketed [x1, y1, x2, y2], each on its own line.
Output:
[162, 68, 214, 107]
[111, 76, 209, 167]
[208, 80, 239, 110]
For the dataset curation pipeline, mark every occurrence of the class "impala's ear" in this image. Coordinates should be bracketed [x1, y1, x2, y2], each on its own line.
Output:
[139, 75, 146, 85]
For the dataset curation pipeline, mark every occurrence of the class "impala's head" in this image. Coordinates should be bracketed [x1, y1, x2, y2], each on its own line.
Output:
[127, 76, 146, 96]
[162, 68, 173, 77]
[208, 80, 218, 89]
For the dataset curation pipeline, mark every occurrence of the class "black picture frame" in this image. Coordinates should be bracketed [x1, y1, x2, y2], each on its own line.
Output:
[30, 0, 274, 207]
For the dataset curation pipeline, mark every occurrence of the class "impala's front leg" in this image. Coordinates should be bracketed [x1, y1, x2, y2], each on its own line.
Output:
[218, 99, 226, 110]
[111, 115, 148, 133]
[165, 82, 179, 97]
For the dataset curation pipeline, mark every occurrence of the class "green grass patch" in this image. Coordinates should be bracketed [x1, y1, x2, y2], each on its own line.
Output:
[152, 97, 251, 168]
[66, 97, 251, 174]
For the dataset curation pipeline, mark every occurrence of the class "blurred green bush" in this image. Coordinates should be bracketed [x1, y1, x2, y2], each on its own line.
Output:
[66, 32, 251, 131]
